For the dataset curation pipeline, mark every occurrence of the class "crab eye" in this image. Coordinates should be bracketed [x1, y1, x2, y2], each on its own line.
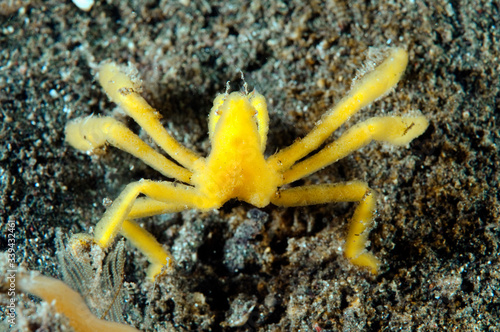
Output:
[249, 90, 269, 151]
[208, 93, 226, 139]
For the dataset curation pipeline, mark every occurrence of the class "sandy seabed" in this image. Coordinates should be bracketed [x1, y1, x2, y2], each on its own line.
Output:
[0, 1, 499, 331]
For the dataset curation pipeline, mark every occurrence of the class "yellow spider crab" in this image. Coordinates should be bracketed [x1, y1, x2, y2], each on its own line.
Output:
[66, 48, 428, 279]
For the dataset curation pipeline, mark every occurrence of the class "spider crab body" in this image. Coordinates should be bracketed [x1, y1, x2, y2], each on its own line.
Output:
[66, 48, 428, 278]
[192, 91, 280, 208]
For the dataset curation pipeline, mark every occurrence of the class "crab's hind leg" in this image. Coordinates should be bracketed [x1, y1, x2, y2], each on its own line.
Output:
[71, 180, 206, 279]
[271, 181, 379, 273]
[98, 62, 199, 170]
[121, 197, 194, 278]
[120, 219, 173, 279]
[280, 115, 429, 185]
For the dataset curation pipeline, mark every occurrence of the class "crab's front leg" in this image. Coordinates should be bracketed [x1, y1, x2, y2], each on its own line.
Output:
[71, 180, 208, 279]
[98, 63, 200, 170]
[65, 116, 193, 184]
[271, 181, 379, 273]
[268, 48, 409, 172]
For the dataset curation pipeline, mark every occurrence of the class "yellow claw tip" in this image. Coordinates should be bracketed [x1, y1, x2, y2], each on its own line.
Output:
[65, 118, 93, 151]
[146, 256, 175, 281]
[348, 252, 380, 274]
[98, 62, 142, 103]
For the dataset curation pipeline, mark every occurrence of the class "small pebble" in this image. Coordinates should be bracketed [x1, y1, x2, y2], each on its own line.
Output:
[71, 0, 94, 12]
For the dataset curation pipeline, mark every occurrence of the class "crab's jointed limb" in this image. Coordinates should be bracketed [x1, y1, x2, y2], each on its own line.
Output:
[98, 63, 200, 170]
[65, 116, 192, 183]
[280, 115, 429, 185]
[272, 181, 379, 272]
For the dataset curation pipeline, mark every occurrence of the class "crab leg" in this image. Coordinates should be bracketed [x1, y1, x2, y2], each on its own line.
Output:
[127, 197, 192, 219]
[268, 48, 409, 172]
[70, 180, 210, 279]
[280, 115, 429, 185]
[271, 181, 379, 273]
[98, 63, 200, 170]
[119, 197, 196, 278]
[65, 116, 193, 184]
[120, 219, 174, 279]
[92, 180, 205, 250]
